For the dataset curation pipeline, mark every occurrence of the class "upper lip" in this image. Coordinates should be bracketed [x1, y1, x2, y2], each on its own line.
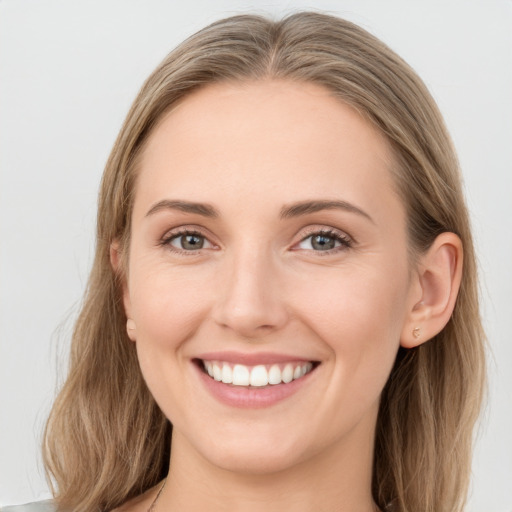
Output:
[195, 351, 318, 366]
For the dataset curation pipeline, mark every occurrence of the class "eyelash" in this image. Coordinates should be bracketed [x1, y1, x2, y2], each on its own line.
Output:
[159, 227, 353, 255]
[159, 228, 213, 256]
[295, 228, 353, 255]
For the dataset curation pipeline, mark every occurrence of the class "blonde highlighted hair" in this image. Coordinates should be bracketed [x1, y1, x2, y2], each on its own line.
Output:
[43, 12, 485, 512]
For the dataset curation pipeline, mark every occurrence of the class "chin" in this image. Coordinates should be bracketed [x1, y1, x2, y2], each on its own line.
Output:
[187, 424, 318, 476]
[208, 446, 309, 476]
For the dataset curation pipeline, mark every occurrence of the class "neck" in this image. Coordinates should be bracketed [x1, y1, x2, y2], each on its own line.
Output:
[160, 423, 378, 512]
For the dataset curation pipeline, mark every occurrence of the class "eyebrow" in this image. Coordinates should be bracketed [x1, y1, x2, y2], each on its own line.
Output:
[280, 199, 374, 223]
[145, 199, 219, 218]
[145, 198, 373, 223]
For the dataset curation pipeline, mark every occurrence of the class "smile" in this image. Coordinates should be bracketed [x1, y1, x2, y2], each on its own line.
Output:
[201, 360, 315, 387]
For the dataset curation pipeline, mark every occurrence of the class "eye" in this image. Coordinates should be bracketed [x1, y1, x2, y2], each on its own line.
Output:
[163, 230, 214, 251]
[296, 230, 352, 252]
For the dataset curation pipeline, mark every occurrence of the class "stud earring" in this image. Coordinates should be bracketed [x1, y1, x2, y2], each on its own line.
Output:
[412, 327, 421, 339]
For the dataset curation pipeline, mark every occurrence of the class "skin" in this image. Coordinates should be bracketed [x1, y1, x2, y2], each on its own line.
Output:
[113, 80, 462, 512]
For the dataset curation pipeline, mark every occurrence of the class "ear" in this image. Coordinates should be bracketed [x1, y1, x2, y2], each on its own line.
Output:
[400, 232, 463, 348]
[110, 240, 136, 342]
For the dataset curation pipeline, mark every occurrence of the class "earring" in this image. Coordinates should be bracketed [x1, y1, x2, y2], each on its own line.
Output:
[412, 327, 421, 339]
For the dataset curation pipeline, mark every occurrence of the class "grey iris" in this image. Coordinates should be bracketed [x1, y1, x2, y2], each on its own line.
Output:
[181, 234, 204, 250]
[312, 234, 336, 250]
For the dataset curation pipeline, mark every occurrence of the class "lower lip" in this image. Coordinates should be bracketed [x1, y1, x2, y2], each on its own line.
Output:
[194, 363, 316, 409]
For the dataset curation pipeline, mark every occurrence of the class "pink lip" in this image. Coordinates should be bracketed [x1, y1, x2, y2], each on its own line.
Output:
[196, 351, 314, 365]
[193, 358, 318, 409]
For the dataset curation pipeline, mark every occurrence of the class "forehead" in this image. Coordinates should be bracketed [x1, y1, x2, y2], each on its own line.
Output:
[135, 80, 401, 222]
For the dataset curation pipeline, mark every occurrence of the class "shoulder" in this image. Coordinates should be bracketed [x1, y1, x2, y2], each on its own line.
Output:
[1, 501, 58, 512]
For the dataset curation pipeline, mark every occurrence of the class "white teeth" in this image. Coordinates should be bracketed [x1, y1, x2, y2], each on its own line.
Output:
[250, 365, 268, 387]
[221, 364, 233, 384]
[282, 364, 294, 383]
[213, 364, 222, 381]
[203, 360, 315, 387]
[268, 364, 282, 385]
[232, 364, 250, 386]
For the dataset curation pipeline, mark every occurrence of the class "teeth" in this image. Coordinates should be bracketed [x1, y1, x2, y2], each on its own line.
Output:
[268, 364, 281, 385]
[282, 364, 293, 383]
[221, 364, 233, 384]
[232, 364, 250, 386]
[250, 365, 268, 387]
[213, 363, 222, 381]
[203, 360, 314, 387]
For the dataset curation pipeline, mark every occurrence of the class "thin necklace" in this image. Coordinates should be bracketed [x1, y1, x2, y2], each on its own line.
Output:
[147, 478, 167, 512]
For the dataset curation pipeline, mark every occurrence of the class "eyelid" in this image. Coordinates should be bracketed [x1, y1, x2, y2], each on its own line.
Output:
[159, 225, 218, 253]
[158, 224, 354, 254]
[291, 226, 354, 253]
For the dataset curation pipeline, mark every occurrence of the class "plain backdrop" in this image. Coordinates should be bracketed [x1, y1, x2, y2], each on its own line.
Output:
[1, 0, 511, 510]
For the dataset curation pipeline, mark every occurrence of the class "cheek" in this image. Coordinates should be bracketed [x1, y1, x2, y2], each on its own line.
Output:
[127, 264, 216, 421]
[299, 262, 408, 336]
[129, 263, 213, 348]
[295, 263, 409, 387]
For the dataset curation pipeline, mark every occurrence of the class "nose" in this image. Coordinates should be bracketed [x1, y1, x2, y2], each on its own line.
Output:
[212, 248, 289, 339]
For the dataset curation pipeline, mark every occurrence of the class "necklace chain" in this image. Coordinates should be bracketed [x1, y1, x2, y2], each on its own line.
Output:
[147, 478, 167, 512]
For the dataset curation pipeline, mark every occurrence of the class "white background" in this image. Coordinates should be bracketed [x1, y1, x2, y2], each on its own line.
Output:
[0, 0, 511, 510]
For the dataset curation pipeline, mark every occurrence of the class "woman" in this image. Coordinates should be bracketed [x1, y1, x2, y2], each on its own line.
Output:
[32, 11, 484, 512]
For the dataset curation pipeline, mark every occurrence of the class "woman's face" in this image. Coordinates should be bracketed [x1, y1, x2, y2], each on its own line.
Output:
[123, 80, 416, 474]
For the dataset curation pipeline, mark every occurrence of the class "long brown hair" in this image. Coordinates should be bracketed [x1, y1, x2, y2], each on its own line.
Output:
[43, 12, 486, 512]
